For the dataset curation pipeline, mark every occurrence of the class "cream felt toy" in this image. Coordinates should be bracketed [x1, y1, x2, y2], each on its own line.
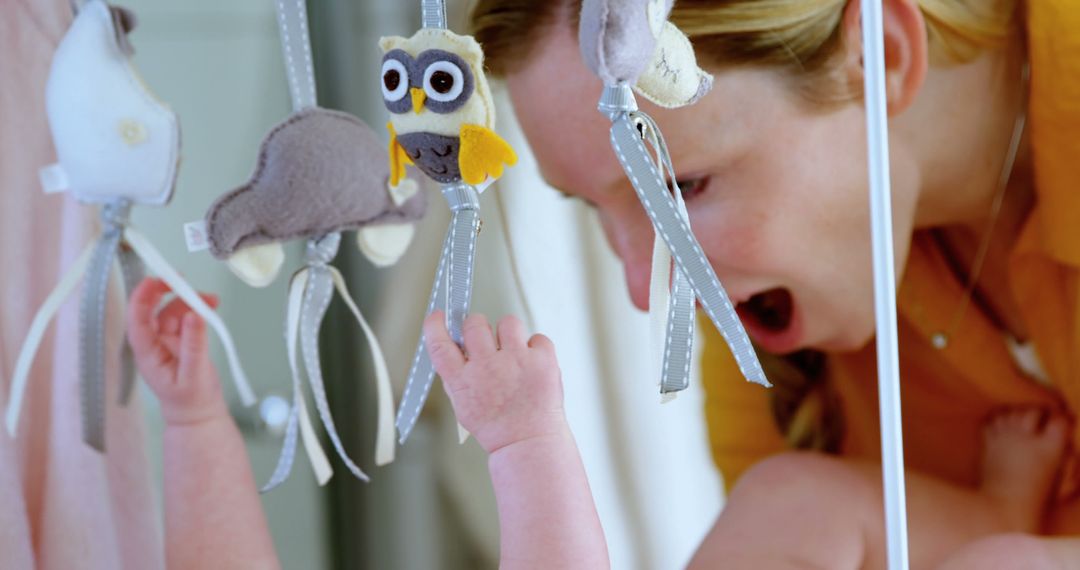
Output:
[386, 0, 519, 445]
[5, 0, 256, 452]
[196, 0, 426, 492]
[580, 0, 713, 108]
[579, 0, 769, 395]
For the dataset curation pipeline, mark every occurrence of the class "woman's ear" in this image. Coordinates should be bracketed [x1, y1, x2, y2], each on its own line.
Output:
[840, 0, 928, 116]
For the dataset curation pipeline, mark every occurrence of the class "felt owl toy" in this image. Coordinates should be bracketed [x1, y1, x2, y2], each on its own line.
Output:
[380, 29, 517, 187]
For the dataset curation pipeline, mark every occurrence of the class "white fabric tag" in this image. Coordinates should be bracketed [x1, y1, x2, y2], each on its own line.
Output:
[39, 163, 70, 194]
[183, 220, 210, 252]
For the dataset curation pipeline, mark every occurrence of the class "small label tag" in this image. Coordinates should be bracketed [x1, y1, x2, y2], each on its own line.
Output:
[475, 177, 496, 195]
[39, 164, 69, 194]
[183, 220, 210, 252]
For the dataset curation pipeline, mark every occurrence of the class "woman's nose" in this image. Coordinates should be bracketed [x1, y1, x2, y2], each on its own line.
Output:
[597, 206, 654, 312]
[622, 257, 651, 312]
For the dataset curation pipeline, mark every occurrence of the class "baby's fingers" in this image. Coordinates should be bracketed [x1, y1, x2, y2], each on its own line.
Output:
[424, 311, 465, 379]
[176, 312, 211, 381]
[528, 333, 556, 355]
[127, 278, 175, 371]
[156, 292, 220, 335]
[496, 315, 527, 349]
[462, 314, 496, 357]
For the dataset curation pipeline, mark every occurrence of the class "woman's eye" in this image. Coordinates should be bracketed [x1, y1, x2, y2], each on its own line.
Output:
[673, 177, 709, 201]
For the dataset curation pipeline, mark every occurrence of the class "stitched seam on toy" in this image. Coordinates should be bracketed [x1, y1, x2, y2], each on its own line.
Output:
[205, 110, 324, 254]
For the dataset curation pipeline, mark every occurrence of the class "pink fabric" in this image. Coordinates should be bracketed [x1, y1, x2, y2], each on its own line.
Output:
[0, 2, 163, 568]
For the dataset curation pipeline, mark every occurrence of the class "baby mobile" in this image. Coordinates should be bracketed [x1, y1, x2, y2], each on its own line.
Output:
[5, 0, 256, 452]
[194, 0, 427, 491]
[388, 0, 518, 444]
[577, 0, 768, 395]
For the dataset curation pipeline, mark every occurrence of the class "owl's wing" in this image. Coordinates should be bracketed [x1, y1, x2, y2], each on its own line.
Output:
[458, 124, 518, 186]
[387, 122, 414, 187]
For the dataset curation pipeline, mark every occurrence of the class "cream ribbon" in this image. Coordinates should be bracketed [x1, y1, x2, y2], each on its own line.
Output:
[262, 234, 398, 491]
[5, 222, 257, 447]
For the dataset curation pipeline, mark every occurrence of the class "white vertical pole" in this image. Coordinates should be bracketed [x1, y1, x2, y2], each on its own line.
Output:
[860, 1, 910, 569]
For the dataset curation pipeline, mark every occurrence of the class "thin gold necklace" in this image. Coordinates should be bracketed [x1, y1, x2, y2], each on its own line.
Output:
[931, 63, 1029, 350]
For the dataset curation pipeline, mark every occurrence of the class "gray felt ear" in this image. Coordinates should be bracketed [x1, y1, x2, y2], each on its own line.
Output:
[633, 21, 714, 108]
[579, 0, 674, 85]
[357, 223, 415, 268]
[226, 243, 286, 288]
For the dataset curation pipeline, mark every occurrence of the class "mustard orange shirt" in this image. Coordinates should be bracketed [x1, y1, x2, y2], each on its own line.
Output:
[701, 0, 1080, 524]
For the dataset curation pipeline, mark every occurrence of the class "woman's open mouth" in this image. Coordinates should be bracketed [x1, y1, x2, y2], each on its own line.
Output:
[735, 288, 803, 353]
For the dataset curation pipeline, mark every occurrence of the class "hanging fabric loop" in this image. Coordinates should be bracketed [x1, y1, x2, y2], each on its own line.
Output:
[264, 231, 400, 489]
[78, 199, 132, 451]
[600, 84, 769, 388]
[274, 0, 318, 112]
[396, 183, 480, 443]
[421, 0, 447, 30]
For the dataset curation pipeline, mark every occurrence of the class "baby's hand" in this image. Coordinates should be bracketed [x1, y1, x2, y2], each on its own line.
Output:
[127, 278, 228, 426]
[424, 311, 565, 454]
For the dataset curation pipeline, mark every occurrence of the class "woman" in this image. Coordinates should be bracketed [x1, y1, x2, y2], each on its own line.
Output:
[470, 0, 1080, 566]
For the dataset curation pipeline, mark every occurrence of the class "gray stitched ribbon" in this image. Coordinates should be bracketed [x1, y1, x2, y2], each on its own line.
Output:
[117, 244, 144, 405]
[274, 0, 317, 112]
[642, 116, 698, 395]
[261, 234, 367, 492]
[261, 265, 311, 492]
[396, 182, 480, 443]
[601, 84, 769, 388]
[79, 199, 136, 451]
[662, 264, 695, 393]
[421, 0, 447, 30]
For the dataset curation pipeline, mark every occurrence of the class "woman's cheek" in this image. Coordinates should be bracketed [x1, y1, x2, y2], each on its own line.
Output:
[691, 205, 773, 275]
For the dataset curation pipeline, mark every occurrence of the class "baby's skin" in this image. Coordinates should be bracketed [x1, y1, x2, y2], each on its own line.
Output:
[423, 311, 610, 569]
[125, 281, 1073, 569]
[424, 311, 1076, 569]
[127, 278, 278, 569]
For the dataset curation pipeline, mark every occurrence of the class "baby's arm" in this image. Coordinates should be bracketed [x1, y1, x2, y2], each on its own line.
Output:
[127, 278, 279, 570]
[424, 312, 609, 569]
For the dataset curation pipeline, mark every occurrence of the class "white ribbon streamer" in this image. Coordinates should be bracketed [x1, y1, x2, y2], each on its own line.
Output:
[262, 269, 333, 493]
[328, 266, 396, 466]
[123, 226, 257, 407]
[5, 242, 95, 436]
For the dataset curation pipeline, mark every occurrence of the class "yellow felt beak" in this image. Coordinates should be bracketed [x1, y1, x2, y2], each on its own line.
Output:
[410, 88, 426, 114]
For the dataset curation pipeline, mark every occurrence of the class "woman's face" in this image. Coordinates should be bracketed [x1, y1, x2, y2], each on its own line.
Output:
[505, 26, 919, 354]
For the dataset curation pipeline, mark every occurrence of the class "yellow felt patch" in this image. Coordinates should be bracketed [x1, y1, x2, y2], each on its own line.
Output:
[387, 121, 413, 187]
[458, 124, 517, 185]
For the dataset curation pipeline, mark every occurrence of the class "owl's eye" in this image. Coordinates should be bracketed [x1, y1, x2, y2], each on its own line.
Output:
[423, 61, 465, 103]
[381, 59, 409, 102]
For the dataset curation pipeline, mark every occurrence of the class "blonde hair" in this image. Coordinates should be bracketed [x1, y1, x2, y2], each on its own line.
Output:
[471, 0, 1019, 75]
[469, 0, 1019, 450]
